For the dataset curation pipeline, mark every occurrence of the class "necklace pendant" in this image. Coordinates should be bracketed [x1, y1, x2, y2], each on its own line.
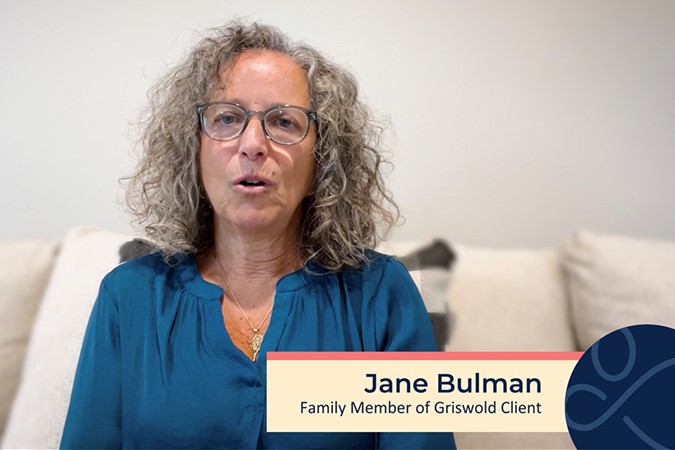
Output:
[251, 333, 263, 360]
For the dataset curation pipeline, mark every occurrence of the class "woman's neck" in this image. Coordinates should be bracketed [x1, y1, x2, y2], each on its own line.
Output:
[211, 218, 304, 281]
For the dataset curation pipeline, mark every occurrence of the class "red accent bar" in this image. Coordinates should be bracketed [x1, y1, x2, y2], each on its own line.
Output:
[267, 351, 584, 361]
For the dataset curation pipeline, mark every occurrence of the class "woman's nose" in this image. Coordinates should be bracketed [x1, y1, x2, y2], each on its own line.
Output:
[238, 117, 269, 160]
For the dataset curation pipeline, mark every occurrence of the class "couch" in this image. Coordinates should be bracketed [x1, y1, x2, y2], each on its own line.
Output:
[1, 226, 674, 449]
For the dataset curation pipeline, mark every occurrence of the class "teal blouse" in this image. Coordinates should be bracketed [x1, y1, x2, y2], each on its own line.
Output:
[61, 252, 455, 449]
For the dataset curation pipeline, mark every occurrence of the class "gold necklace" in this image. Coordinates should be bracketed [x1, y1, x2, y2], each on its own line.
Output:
[213, 254, 273, 362]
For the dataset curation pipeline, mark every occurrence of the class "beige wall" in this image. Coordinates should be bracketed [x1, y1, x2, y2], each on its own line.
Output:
[2, 0, 674, 247]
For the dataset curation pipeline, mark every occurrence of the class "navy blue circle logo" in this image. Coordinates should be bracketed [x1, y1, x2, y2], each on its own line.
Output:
[566, 324, 675, 449]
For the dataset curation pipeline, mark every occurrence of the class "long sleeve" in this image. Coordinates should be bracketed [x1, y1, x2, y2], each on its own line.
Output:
[60, 279, 121, 449]
[373, 258, 457, 450]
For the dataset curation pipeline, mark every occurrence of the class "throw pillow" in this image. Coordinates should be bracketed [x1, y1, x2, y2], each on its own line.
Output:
[563, 230, 675, 350]
[446, 244, 577, 450]
[394, 239, 455, 350]
[0, 239, 59, 441]
[446, 244, 576, 351]
[1, 227, 131, 449]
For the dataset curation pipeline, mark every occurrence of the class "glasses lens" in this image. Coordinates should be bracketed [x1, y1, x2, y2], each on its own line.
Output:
[203, 104, 246, 141]
[264, 107, 309, 145]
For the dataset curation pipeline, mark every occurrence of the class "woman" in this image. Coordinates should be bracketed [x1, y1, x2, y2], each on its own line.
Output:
[61, 21, 456, 449]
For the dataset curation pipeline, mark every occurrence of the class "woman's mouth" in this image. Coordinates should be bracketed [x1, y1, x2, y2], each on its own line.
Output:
[239, 179, 266, 187]
[233, 176, 273, 193]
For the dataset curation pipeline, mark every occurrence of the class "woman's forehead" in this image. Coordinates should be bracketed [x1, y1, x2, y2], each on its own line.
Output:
[211, 50, 311, 105]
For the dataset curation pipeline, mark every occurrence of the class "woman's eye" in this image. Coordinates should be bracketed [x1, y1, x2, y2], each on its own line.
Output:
[270, 114, 299, 130]
[277, 118, 293, 128]
[215, 113, 241, 126]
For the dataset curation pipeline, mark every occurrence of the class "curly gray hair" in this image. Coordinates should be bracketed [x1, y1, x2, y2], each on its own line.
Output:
[125, 21, 399, 271]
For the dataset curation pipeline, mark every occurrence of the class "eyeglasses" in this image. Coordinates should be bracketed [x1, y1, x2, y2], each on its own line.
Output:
[196, 102, 317, 146]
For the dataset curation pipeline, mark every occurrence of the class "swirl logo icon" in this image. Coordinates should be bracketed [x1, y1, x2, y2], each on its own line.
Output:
[566, 324, 675, 449]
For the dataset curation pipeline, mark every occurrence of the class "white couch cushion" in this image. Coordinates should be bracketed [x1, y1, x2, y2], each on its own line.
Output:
[563, 230, 675, 350]
[446, 244, 576, 450]
[447, 244, 576, 351]
[0, 239, 59, 441]
[1, 227, 131, 449]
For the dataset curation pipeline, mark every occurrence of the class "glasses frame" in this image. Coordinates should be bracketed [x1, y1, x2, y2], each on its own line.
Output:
[196, 101, 318, 146]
